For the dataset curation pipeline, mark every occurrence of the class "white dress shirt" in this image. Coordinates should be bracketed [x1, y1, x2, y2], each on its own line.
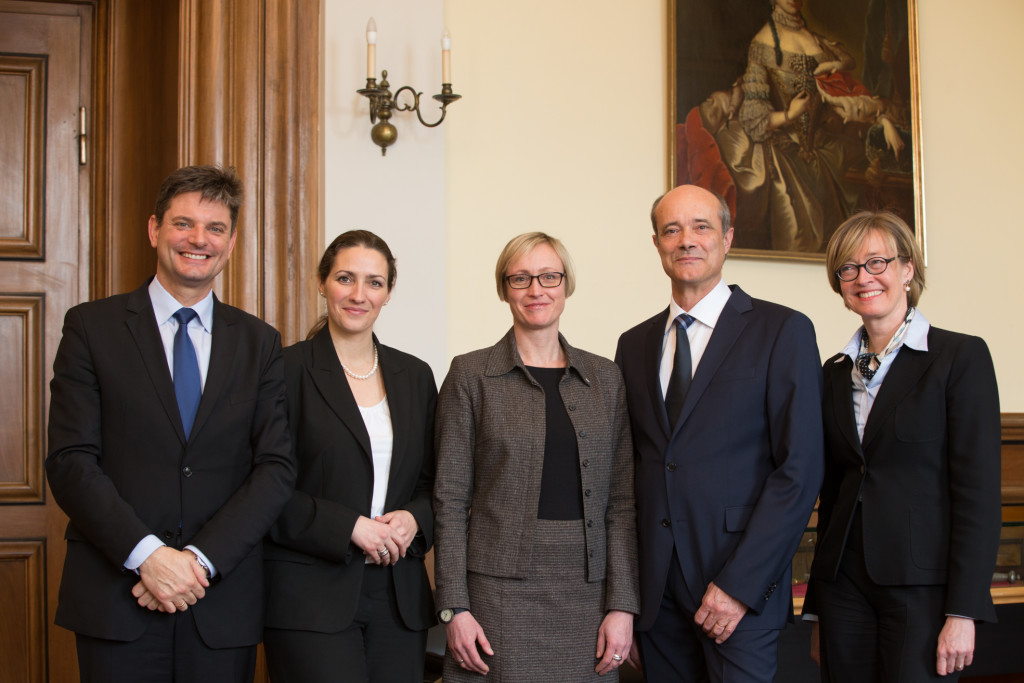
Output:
[659, 278, 732, 398]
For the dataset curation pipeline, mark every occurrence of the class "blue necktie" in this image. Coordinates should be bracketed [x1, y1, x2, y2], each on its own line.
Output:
[664, 313, 695, 427]
[172, 308, 201, 439]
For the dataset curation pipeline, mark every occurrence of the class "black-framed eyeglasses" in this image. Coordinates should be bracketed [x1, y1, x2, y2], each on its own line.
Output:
[834, 256, 898, 282]
[505, 272, 565, 289]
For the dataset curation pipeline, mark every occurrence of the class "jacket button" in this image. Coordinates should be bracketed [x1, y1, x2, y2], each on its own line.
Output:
[584, 489, 592, 497]
[162, 530, 173, 540]
[182, 466, 193, 477]
[579, 430, 587, 438]
[666, 462, 677, 472]
[568, 404, 577, 411]
[587, 519, 593, 528]
[661, 519, 671, 528]
[582, 459, 590, 467]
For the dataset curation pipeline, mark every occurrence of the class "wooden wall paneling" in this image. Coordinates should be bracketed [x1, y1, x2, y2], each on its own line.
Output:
[0, 54, 45, 259]
[179, 0, 263, 312]
[0, 295, 43, 502]
[98, 0, 180, 298]
[0, 541, 46, 683]
[261, 0, 319, 344]
[178, 0, 319, 343]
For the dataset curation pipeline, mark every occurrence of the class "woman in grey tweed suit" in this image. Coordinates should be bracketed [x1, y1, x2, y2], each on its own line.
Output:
[434, 232, 639, 682]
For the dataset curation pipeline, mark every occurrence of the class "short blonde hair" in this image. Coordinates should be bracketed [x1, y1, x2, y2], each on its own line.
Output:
[494, 232, 576, 302]
[825, 211, 925, 308]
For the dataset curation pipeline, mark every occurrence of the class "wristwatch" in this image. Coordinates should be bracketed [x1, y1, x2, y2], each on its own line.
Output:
[438, 607, 468, 623]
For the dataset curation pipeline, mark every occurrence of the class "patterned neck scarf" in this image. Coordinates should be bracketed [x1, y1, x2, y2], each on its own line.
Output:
[856, 307, 915, 380]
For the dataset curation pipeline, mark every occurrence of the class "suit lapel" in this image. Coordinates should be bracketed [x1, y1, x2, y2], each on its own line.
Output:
[827, 355, 862, 456]
[123, 284, 187, 444]
[379, 343, 408, 509]
[309, 327, 373, 460]
[861, 343, 937, 451]
[190, 297, 233, 442]
[644, 310, 672, 439]
[672, 287, 750, 436]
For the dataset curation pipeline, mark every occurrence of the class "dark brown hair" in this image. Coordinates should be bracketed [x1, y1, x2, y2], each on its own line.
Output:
[153, 165, 244, 231]
[306, 230, 398, 339]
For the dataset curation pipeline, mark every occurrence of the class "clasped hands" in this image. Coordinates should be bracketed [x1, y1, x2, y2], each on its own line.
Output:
[132, 546, 210, 613]
[352, 510, 418, 566]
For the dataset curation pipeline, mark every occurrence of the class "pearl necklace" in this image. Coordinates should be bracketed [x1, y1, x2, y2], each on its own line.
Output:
[341, 344, 379, 380]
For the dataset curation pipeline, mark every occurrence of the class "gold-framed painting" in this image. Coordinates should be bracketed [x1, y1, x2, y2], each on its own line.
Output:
[669, 0, 924, 262]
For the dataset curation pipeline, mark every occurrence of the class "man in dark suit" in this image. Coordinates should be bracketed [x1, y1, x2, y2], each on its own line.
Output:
[615, 184, 824, 682]
[46, 165, 296, 682]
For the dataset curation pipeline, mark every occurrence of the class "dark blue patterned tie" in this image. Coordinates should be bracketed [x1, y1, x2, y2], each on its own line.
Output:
[665, 313, 695, 427]
[172, 308, 201, 439]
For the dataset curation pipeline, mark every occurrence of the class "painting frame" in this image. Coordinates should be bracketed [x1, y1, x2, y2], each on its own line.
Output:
[668, 0, 926, 263]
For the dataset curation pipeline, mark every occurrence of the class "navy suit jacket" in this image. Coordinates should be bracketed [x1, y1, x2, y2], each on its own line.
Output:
[616, 285, 824, 631]
[264, 328, 438, 634]
[46, 280, 296, 648]
[805, 326, 1001, 622]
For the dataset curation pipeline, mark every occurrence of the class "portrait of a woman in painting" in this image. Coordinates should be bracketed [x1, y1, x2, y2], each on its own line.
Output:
[673, 0, 918, 258]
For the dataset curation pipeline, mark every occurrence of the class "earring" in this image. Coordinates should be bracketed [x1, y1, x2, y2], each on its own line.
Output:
[318, 290, 325, 298]
[904, 282, 911, 292]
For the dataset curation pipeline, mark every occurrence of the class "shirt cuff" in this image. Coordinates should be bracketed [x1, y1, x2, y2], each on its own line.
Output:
[801, 613, 819, 622]
[124, 534, 165, 573]
[185, 545, 217, 578]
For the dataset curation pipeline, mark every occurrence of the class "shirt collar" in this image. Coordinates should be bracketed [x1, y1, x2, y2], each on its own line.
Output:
[148, 277, 215, 332]
[664, 277, 731, 334]
[484, 327, 592, 385]
[841, 308, 931, 360]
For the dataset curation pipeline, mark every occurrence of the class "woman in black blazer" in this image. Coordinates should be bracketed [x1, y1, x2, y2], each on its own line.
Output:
[263, 231, 437, 683]
[805, 211, 1001, 682]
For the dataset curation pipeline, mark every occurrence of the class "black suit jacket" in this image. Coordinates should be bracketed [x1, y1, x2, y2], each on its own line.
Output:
[46, 280, 296, 647]
[616, 286, 824, 632]
[806, 326, 1001, 622]
[263, 327, 437, 633]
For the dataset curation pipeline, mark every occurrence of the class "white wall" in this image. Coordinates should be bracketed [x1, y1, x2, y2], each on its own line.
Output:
[440, 0, 1024, 410]
[322, 0, 448, 383]
[324, 0, 1024, 410]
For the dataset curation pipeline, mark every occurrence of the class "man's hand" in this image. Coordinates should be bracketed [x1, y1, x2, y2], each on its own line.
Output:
[694, 581, 748, 644]
[446, 611, 494, 675]
[936, 616, 975, 676]
[132, 546, 209, 612]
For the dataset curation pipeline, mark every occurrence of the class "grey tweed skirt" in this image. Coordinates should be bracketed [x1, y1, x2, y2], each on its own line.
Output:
[443, 518, 612, 683]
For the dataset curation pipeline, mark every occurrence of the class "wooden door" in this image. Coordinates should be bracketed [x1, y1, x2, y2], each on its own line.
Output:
[0, 2, 92, 681]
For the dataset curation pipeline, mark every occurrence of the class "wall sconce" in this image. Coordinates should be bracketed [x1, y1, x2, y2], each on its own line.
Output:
[357, 18, 461, 156]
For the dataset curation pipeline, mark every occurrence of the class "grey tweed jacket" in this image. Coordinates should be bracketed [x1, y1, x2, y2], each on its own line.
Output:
[433, 329, 639, 615]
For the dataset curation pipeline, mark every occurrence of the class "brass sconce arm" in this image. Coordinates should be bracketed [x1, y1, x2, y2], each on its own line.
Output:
[358, 70, 461, 155]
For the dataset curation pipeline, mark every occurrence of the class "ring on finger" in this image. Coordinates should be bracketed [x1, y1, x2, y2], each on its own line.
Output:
[612, 654, 622, 661]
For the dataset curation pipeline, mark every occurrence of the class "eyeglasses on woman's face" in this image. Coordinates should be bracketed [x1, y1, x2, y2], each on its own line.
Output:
[505, 272, 565, 289]
[834, 256, 897, 282]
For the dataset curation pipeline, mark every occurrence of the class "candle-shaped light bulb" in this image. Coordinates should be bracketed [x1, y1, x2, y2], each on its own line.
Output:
[441, 28, 452, 83]
[366, 18, 378, 80]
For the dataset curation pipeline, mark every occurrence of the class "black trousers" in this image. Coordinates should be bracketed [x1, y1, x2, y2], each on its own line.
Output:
[816, 514, 961, 683]
[75, 610, 256, 683]
[264, 564, 427, 683]
[637, 553, 781, 683]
